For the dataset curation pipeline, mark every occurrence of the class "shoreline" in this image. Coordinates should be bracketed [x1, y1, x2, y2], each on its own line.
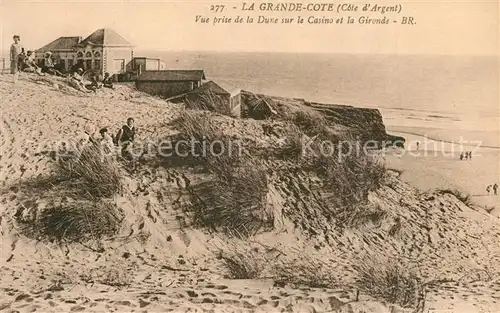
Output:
[386, 125, 500, 150]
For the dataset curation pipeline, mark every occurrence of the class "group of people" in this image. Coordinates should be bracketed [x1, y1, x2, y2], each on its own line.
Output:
[70, 68, 114, 93]
[486, 184, 498, 196]
[80, 117, 137, 160]
[459, 151, 473, 160]
[10, 34, 115, 92]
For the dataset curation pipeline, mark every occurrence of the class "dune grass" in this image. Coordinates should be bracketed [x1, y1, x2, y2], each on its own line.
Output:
[190, 157, 271, 237]
[21, 200, 123, 242]
[355, 256, 421, 308]
[218, 248, 264, 279]
[15, 142, 125, 243]
[173, 110, 271, 237]
[185, 89, 232, 116]
[56, 143, 123, 198]
[272, 256, 338, 289]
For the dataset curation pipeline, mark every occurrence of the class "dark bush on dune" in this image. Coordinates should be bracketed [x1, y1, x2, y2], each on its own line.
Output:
[21, 200, 123, 242]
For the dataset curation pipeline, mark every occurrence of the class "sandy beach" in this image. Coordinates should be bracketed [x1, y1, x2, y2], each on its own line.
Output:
[385, 127, 500, 215]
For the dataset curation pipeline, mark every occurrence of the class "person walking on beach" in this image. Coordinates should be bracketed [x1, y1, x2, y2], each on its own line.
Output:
[468, 151, 472, 160]
[487, 185, 491, 195]
[460, 152, 464, 161]
[10, 35, 24, 83]
[416, 141, 420, 151]
[493, 183, 498, 196]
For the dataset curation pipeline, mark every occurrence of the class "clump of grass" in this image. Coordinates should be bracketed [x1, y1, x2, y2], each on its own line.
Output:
[290, 110, 330, 138]
[273, 256, 338, 289]
[276, 124, 304, 161]
[218, 248, 263, 279]
[190, 157, 271, 237]
[56, 143, 123, 198]
[309, 144, 386, 228]
[173, 110, 270, 237]
[186, 89, 231, 116]
[20, 200, 123, 242]
[436, 188, 472, 206]
[355, 256, 421, 307]
[170, 110, 240, 166]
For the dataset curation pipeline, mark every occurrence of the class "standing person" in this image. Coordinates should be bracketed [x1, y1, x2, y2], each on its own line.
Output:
[468, 151, 472, 160]
[10, 35, 24, 83]
[459, 152, 464, 161]
[494, 183, 498, 196]
[416, 141, 420, 151]
[487, 185, 491, 195]
[115, 117, 137, 159]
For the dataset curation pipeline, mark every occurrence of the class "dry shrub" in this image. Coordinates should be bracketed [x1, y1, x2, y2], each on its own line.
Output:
[290, 110, 330, 138]
[191, 157, 271, 237]
[186, 89, 231, 116]
[170, 110, 239, 166]
[306, 141, 386, 228]
[273, 256, 338, 289]
[56, 143, 123, 198]
[355, 256, 421, 308]
[276, 124, 304, 161]
[21, 200, 123, 242]
[218, 248, 263, 279]
[173, 110, 271, 237]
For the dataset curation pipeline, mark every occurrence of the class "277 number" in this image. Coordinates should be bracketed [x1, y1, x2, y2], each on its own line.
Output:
[210, 4, 225, 13]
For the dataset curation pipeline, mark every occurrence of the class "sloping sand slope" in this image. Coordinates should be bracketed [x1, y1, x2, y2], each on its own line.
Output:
[1, 74, 500, 313]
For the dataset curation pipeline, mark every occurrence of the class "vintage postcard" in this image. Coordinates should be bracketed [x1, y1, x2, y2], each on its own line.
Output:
[0, 0, 498, 312]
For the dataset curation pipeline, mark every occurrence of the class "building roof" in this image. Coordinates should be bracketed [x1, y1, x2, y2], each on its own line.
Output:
[189, 80, 240, 97]
[137, 70, 206, 82]
[79, 28, 133, 47]
[37, 36, 81, 52]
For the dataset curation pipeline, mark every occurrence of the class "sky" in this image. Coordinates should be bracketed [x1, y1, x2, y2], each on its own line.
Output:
[0, 0, 498, 55]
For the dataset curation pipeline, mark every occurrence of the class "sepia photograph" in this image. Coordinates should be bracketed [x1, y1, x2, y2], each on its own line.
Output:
[0, 0, 498, 312]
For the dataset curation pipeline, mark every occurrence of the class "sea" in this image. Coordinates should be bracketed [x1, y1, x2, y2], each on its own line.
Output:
[138, 51, 499, 137]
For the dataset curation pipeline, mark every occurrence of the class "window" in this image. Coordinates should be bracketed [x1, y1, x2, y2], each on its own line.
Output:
[77, 51, 83, 58]
[94, 60, 101, 69]
[86, 59, 92, 70]
[94, 51, 101, 57]
[68, 59, 74, 68]
[85, 51, 92, 58]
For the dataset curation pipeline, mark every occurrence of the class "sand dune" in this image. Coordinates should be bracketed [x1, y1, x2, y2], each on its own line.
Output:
[1, 73, 500, 312]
